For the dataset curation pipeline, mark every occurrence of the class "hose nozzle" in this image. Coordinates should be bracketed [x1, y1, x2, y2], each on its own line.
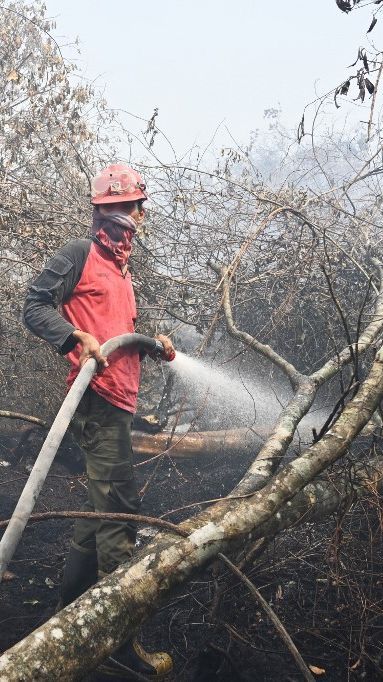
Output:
[151, 339, 175, 362]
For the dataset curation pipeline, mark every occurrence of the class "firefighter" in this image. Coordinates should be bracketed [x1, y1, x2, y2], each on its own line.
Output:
[23, 164, 174, 678]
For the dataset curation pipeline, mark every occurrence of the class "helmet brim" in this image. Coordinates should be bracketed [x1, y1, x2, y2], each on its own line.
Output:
[91, 189, 148, 205]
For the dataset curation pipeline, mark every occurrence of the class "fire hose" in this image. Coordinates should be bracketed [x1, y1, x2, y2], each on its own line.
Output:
[0, 333, 169, 582]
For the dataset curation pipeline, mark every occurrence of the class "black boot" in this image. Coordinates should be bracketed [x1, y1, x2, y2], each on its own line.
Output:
[57, 543, 98, 610]
[99, 637, 173, 679]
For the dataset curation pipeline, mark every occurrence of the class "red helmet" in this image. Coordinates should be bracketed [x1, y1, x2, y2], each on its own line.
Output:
[91, 163, 147, 205]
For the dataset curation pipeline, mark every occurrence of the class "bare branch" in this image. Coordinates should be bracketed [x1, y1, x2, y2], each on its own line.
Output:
[218, 553, 315, 682]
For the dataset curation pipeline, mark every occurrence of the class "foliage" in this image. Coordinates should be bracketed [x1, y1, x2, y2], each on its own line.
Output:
[0, 0, 113, 415]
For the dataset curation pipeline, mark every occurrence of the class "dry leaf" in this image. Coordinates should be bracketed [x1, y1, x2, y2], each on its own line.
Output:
[367, 17, 378, 33]
[6, 69, 19, 82]
[275, 584, 283, 600]
[141, 414, 160, 425]
[365, 78, 375, 95]
[336, 0, 352, 12]
[2, 570, 17, 582]
[350, 658, 361, 671]
[309, 665, 326, 675]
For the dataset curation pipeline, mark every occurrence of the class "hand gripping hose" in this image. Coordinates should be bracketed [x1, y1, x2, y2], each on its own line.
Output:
[0, 333, 165, 582]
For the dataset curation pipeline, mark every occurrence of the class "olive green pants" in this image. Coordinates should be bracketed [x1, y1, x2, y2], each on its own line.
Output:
[70, 387, 140, 575]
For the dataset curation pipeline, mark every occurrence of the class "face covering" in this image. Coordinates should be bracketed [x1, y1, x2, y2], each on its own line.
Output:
[91, 207, 136, 266]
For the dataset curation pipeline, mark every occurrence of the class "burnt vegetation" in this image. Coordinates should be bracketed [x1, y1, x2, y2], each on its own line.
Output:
[2, 1, 383, 680]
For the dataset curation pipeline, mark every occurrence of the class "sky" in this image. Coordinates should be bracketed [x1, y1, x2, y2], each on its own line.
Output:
[44, 0, 376, 158]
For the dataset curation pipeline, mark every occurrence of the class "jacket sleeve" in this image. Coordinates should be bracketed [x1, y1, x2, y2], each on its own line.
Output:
[23, 239, 91, 355]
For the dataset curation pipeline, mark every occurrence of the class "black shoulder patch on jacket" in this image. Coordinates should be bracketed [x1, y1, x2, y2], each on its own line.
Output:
[23, 238, 92, 354]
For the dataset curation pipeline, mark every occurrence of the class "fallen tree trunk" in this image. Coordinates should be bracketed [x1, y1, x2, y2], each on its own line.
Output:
[132, 426, 267, 460]
[1, 457, 381, 680]
[1, 349, 383, 680]
[133, 418, 380, 461]
[2, 412, 378, 466]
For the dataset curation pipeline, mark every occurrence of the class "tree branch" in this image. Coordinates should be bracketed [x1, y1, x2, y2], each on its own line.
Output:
[218, 553, 315, 682]
[209, 260, 302, 387]
[0, 511, 188, 537]
[0, 411, 46, 427]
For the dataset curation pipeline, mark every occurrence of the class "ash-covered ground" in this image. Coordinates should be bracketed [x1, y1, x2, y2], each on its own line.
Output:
[1, 423, 383, 681]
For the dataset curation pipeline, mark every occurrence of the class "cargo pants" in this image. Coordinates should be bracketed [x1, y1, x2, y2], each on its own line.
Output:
[70, 387, 140, 575]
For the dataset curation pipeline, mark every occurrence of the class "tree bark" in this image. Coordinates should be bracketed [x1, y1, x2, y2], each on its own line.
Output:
[132, 426, 267, 460]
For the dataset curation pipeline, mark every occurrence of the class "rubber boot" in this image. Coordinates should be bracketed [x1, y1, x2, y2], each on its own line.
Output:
[99, 637, 173, 679]
[56, 543, 98, 610]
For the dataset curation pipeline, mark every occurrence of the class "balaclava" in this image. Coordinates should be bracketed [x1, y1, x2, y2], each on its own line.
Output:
[91, 206, 137, 266]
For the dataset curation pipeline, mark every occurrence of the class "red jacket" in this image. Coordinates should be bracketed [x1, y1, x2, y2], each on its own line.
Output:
[24, 238, 140, 413]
